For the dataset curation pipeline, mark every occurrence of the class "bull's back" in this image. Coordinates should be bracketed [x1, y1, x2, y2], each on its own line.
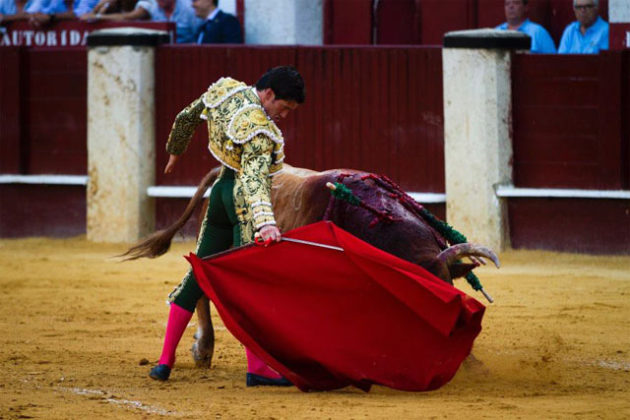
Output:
[271, 165, 361, 231]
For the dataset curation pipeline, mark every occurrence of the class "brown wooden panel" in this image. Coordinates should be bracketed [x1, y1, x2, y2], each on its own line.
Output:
[418, 0, 477, 45]
[23, 48, 87, 175]
[514, 53, 599, 78]
[597, 51, 624, 188]
[376, 0, 421, 44]
[508, 198, 630, 254]
[516, 106, 598, 137]
[623, 51, 630, 189]
[324, 0, 373, 44]
[0, 185, 86, 237]
[512, 53, 626, 189]
[155, 45, 445, 192]
[0, 47, 22, 174]
[515, 80, 598, 106]
[477, 0, 507, 29]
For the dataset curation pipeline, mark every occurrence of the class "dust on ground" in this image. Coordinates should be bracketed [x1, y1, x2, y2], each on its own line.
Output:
[1, 237, 629, 419]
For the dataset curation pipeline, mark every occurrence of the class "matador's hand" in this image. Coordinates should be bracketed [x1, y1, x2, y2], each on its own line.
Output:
[258, 225, 281, 244]
[164, 154, 180, 174]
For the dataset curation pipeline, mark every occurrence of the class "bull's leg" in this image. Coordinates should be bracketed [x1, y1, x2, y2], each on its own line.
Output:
[191, 297, 215, 368]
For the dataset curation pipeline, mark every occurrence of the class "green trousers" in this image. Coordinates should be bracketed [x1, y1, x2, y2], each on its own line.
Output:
[170, 168, 240, 312]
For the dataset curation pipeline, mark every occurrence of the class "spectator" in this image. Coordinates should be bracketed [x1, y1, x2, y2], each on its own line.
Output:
[558, 0, 608, 54]
[496, 0, 556, 53]
[141, 0, 202, 43]
[72, 0, 100, 17]
[193, 0, 242, 44]
[24, 0, 101, 26]
[0, 0, 69, 27]
[0, 0, 30, 24]
[81, 0, 150, 21]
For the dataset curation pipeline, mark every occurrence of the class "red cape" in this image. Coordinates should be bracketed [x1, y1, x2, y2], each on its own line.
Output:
[187, 221, 485, 392]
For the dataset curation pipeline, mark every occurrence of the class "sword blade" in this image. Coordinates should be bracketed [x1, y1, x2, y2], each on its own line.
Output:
[281, 237, 344, 252]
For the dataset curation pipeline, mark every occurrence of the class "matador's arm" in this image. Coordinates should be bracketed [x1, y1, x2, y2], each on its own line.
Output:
[165, 96, 206, 155]
[240, 134, 276, 231]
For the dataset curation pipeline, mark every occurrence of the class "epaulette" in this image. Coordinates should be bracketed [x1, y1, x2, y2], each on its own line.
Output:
[226, 104, 284, 145]
[202, 77, 249, 109]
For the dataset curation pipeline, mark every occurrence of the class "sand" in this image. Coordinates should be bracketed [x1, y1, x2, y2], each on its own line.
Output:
[1, 237, 629, 419]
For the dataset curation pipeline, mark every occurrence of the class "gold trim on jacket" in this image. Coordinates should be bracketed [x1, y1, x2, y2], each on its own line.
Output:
[165, 77, 285, 242]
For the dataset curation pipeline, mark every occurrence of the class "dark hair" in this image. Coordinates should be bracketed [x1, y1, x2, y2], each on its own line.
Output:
[256, 66, 305, 104]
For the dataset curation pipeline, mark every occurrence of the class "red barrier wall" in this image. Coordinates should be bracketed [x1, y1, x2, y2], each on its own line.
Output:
[0, 48, 21, 174]
[0, 185, 86, 238]
[0, 47, 88, 175]
[509, 50, 630, 254]
[1, 43, 628, 253]
[154, 45, 445, 192]
[0, 46, 87, 237]
[154, 45, 445, 237]
[512, 52, 629, 190]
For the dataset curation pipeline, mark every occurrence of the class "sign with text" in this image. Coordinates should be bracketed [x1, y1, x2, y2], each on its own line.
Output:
[1, 21, 175, 48]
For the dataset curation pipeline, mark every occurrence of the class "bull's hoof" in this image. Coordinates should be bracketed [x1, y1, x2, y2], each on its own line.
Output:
[149, 364, 171, 381]
[463, 354, 489, 376]
[191, 342, 213, 368]
[246, 373, 292, 387]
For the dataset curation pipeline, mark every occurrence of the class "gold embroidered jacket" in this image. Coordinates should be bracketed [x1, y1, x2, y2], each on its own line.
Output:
[165, 77, 285, 244]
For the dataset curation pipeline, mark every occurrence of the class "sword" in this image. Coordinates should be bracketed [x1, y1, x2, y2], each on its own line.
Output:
[255, 233, 343, 252]
[281, 237, 344, 252]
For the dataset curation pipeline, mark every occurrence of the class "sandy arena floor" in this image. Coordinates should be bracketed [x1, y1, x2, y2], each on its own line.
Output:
[1, 237, 629, 419]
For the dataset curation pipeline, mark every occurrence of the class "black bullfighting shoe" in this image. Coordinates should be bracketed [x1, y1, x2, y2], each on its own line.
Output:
[246, 373, 292, 387]
[149, 364, 171, 381]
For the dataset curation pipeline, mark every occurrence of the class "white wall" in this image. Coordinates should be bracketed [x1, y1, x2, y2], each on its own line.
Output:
[244, 0, 323, 45]
[218, 0, 236, 16]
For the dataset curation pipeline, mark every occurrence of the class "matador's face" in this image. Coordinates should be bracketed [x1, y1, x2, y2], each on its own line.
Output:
[259, 89, 299, 122]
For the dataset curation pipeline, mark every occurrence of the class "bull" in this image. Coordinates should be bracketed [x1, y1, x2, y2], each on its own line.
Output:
[124, 164, 500, 368]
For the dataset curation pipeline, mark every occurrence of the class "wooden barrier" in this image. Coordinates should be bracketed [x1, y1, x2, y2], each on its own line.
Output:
[0, 43, 628, 252]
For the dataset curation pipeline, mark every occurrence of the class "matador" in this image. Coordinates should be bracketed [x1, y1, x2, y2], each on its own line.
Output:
[149, 66, 305, 385]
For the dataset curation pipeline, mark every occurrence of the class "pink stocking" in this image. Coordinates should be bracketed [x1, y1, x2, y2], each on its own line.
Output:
[246, 348, 283, 379]
[158, 303, 194, 368]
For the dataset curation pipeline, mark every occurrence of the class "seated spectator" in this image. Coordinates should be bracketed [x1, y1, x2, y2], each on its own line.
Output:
[25, 0, 100, 26]
[496, 0, 556, 53]
[81, 0, 150, 21]
[72, 0, 100, 17]
[0, 0, 70, 27]
[193, 0, 242, 44]
[558, 0, 608, 54]
[141, 0, 202, 43]
[0, 0, 30, 24]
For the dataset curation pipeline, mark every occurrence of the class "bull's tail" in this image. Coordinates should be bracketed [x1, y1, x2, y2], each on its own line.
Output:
[119, 166, 221, 260]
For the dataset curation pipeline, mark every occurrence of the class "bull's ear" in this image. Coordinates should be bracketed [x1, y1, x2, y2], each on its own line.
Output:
[448, 262, 478, 280]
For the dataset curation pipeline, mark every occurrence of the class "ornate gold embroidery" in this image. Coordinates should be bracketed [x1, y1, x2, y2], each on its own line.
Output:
[165, 77, 286, 245]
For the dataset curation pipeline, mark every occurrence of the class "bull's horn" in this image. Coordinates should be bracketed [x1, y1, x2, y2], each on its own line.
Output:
[437, 243, 500, 268]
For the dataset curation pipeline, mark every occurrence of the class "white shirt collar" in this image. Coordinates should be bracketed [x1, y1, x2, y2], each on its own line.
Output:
[206, 7, 220, 21]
